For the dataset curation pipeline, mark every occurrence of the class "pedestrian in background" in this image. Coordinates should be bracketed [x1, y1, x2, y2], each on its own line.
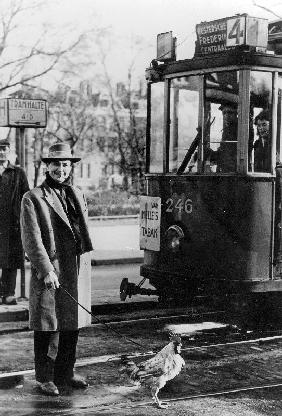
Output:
[0, 139, 29, 305]
[20, 142, 93, 396]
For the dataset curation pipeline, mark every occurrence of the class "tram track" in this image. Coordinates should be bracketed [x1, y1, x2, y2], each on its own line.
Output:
[65, 333, 282, 414]
[70, 382, 282, 415]
[0, 302, 225, 335]
[2, 325, 282, 415]
[2, 325, 282, 380]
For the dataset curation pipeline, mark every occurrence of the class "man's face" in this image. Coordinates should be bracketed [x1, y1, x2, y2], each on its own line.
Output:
[256, 119, 269, 140]
[47, 160, 72, 183]
[0, 145, 10, 163]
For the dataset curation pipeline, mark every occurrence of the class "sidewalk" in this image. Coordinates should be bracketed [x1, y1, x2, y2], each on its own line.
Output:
[92, 248, 143, 265]
[0, 249, 144, 326]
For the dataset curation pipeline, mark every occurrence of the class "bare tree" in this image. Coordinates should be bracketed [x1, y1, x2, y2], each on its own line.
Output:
[0, 0, 89, 94]
[96, 34, 147, 192]
[47, 91, 97, 152]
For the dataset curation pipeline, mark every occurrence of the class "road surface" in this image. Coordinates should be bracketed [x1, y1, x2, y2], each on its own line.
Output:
[91, 263, 158, 305]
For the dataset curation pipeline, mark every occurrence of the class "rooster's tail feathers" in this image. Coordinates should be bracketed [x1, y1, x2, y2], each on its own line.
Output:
[119, 356, 139, 379]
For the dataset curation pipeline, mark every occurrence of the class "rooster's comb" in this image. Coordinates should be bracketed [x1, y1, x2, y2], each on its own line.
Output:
[169, 334, 182, 344]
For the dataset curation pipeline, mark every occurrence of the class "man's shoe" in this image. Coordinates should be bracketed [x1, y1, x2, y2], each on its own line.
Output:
[2, 296, 17, 305]
[65, 375, 88, 389]
[37, 381, 59, 396]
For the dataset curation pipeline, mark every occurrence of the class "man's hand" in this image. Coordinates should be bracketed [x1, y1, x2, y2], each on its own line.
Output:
[44, 270, 60, 290]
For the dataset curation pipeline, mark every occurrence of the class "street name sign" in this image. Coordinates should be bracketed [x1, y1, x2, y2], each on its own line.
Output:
[0, 98, 47, 127]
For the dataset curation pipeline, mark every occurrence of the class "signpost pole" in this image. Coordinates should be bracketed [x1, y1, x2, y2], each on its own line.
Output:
[20, 127, 25, 171]
[18, 127, 26, 299]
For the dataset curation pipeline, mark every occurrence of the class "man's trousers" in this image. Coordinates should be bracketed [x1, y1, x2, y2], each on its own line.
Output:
[0, 268, 17, 297]
[34, 330, 79, 384]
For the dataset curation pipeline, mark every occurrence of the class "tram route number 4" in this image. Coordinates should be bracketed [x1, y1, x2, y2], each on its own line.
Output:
[226, 16, 263, 47]
[227, 17, 245, 46]
[165, 197, 193, 214]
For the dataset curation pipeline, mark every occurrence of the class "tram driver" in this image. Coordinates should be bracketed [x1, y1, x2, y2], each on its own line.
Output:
[216, 104, 238, 172]
[204, 103, 238, 173]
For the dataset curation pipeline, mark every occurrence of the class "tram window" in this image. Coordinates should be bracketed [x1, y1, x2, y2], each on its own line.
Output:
[150, 83, 164, 173]
[248, 71, 272, 173]
[169, 76, 200, 173]
[203, 71, 239, 173]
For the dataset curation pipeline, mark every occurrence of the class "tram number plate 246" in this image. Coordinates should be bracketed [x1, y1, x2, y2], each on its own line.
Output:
[165, 197, 193, 214]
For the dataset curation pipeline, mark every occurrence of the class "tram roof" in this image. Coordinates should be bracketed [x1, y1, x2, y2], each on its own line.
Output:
[146, 48, 282, 81]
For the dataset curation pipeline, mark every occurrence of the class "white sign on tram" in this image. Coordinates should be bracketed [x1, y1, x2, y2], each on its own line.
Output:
[0, 98, 47, 127]
[140, 196, 161, 251]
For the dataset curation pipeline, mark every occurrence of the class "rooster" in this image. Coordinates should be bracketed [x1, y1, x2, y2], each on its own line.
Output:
[120, 336, 185, 408]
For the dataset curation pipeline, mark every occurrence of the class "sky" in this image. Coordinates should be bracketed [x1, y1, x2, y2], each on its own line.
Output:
[9, 0, 282, 90]
[47, 0, 280, 38]
[45, 0, 282, 78]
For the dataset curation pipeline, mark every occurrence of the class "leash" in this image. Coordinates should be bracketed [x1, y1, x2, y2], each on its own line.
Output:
[58, 284, 148, 352]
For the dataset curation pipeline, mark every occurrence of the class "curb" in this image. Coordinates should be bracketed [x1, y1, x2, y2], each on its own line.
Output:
[0, 300, 159, 328]
[0, 308, 28, 323]
[91, 257, 143, 266]
[24, 257, 144, 268]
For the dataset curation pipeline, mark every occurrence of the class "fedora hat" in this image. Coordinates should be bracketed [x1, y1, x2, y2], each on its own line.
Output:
[41, 142, 81, 163]
[0, 139, 10, 148]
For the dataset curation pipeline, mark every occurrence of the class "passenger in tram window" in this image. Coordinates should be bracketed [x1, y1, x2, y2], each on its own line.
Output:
[253, 109, 271, 172]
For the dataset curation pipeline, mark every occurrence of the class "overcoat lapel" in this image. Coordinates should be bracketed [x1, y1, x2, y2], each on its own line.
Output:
[42, 182, 72, 231]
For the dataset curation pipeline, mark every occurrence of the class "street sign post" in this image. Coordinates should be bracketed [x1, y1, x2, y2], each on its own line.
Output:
[0, 98, 47, 127]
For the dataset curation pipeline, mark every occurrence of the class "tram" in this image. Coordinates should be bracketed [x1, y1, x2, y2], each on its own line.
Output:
[120, 14, 282, 324]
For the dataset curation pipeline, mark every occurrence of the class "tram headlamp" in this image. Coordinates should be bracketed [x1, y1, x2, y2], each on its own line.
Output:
[165, 225, 184, 252]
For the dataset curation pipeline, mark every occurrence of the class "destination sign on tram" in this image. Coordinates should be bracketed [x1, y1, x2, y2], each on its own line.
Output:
[194, 14, 268, 57]
[0, 98, 47, 127]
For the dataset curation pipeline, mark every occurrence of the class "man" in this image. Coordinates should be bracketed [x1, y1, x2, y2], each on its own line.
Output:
[253, 109, 270, 172]
[216, 104, 238, 173]
[20, 142, 93, 396]
[0, 139, 29, 305]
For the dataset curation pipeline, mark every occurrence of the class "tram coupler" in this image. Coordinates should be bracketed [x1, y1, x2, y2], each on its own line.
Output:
[120, 277, 158, 301]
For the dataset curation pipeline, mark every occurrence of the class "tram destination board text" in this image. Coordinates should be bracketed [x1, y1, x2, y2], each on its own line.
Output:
[0, 98, 47, 127]
[194, 15, 268, 57]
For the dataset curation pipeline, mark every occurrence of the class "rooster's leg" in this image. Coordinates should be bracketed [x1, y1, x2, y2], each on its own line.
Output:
[151, 387, 169, 409]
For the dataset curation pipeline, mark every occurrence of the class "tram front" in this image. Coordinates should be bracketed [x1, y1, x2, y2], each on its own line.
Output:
[120, 15, 282, 315]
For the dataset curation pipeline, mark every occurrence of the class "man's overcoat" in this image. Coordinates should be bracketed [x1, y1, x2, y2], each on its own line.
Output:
[20, 180, 93, 331]
[0, 164, 29, 268]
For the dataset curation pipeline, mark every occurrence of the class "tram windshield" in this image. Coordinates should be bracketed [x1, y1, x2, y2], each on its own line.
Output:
[149, 69, 275, 175]
[150, 83, 164, 172]
[169, 76, 201, 173]
[248, 71, 272, 173]
[203, 71, 239, 173]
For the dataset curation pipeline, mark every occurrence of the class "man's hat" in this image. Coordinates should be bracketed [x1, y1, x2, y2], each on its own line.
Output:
[0, 139, 10, 148]
[41, 142, 81, 163]
[254, 109, 270, 125]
